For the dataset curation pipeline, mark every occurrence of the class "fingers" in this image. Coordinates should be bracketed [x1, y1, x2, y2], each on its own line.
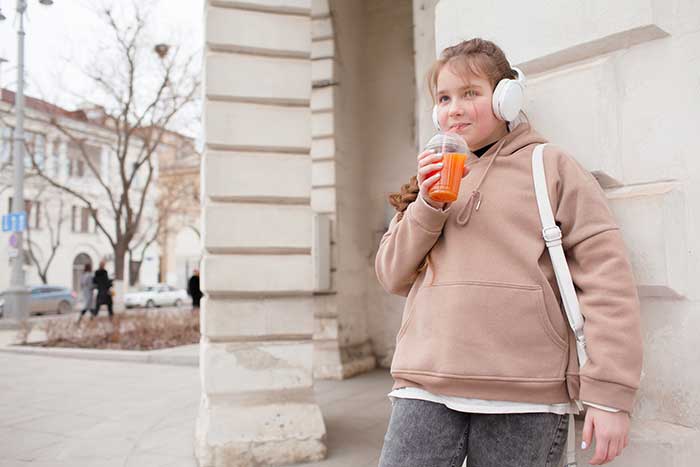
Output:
[416, 150, 443, 186]
[417, 161, 443, 180]
[589, 436, 611, 465]
[417, 149, 440, 165]
[417, 153, 443, 178]
[462, 164, 470, 178]
[606, 438, 622, 463]
[420, 172, 441, 192]
[582, 410, 593, 452]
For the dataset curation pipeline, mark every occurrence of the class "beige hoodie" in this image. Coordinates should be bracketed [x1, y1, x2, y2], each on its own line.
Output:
[375, 124, 643, 413]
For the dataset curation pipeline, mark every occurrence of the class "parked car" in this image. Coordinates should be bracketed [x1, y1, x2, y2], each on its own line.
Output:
[0, 285, 77, 317]
[124, 284, 189, 309]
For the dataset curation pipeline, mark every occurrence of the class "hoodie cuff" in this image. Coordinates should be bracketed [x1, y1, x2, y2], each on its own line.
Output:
[579, 376, 637, 414]
[407, 195, 451, 233]
[582, 401, 620, 413]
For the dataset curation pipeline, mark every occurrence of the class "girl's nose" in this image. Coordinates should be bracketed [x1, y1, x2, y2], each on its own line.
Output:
[448, 102, 464, 118]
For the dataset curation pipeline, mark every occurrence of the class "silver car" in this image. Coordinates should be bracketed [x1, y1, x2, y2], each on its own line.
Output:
[0, 285, 77, 317]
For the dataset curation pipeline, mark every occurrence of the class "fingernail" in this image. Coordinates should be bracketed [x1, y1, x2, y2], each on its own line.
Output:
[581, 441, 587, 450]
[437, 163, 444, 167]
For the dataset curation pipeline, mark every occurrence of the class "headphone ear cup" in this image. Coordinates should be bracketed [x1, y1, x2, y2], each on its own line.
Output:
[492, 78, 524, 122]
[432, 105, 441, 131]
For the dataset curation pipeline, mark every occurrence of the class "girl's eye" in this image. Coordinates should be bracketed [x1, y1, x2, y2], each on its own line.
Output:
[465, 90, 478, 97]
[438, 95, 449, 104]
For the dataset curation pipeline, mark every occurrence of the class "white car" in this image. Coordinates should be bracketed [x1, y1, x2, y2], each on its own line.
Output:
[124, 284, 190, 309]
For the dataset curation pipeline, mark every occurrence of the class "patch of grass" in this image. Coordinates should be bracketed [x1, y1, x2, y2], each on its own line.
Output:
[34, 308, 199, 350]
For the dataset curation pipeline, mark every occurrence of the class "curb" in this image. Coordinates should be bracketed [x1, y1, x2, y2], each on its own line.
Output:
[0, 344, 199, 367]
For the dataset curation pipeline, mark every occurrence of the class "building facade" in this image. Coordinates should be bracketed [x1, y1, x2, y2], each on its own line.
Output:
[0, 89, 160, 299]
[198, 0, 700, 465]
[156, 130, 201, 290]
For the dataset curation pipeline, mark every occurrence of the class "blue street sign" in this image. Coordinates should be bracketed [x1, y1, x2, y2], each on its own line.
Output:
[2, 212, 27, 233]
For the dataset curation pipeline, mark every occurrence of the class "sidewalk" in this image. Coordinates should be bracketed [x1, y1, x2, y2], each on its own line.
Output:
[0, 342, 392, 467]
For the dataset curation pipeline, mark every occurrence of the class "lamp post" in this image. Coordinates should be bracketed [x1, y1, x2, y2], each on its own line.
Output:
[0, 0, 54, 327]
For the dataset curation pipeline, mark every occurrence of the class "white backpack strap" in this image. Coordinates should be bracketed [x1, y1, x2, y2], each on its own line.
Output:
[531, 144, 588, 367]
[533, 144, 588, 467]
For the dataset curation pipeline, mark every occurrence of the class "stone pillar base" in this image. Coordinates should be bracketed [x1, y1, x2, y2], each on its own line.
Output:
[195, 395, 327, 467]
[314, 340, 377, 380]
[573, 418, 700, 467]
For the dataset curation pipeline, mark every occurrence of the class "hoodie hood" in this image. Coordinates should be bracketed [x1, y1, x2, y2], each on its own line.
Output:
[474, 122, 548, 161]
[456, 123, 548, 226]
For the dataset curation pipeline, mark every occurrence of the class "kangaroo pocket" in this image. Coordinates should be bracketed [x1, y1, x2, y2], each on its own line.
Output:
[394, 280, 568, 380]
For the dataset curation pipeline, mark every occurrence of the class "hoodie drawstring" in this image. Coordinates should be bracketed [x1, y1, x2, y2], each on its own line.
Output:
[456, 138, 507, 226]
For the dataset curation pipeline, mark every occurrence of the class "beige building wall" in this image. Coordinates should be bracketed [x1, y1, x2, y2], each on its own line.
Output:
[434, 0, 700, 465]
[360, 0, 417, 368]
[311, 0, 415, 376]
[310, 0, 377, 380]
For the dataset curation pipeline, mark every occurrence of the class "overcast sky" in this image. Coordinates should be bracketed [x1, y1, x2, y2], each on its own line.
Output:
[0, 0, 204, 135]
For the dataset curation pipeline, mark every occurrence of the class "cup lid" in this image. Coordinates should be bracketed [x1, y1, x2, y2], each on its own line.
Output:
[424, 131, 469, 153]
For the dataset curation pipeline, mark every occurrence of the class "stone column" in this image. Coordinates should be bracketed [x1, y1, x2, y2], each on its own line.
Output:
[196, 1, 327, 466]
[435, 0, 700, 464]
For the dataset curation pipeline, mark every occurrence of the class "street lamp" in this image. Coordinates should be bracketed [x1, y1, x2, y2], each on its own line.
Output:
[0, 0, 54, 328]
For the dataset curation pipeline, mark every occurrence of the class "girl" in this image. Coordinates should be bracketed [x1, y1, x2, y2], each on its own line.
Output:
[375, 38, 642, 467]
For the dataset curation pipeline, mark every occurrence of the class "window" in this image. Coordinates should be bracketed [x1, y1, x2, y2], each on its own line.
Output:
[80, 207, 90, 233]
[71, 206, 91, 233]
[84, 143, 101, 177]
[67, 141, 84, 177]
[51, 139, 61, 177]
[33, 134, 46, 170]
[7, 196, 36, 229]
[0, 127, 12, 163]
[34, 201, 41, 229]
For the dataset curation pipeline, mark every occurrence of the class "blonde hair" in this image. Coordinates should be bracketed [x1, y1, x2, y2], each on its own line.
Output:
[426, 38, 517, 105]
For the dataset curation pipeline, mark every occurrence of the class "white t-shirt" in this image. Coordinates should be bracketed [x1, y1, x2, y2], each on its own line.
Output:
[388, 387, 619, 414]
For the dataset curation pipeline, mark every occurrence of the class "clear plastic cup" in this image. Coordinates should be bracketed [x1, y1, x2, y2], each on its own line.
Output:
[424, 132, 469, 203]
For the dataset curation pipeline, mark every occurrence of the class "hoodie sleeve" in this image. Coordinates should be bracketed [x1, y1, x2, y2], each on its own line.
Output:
[374, 195, 451, 296]
[547, 148, 643, 413]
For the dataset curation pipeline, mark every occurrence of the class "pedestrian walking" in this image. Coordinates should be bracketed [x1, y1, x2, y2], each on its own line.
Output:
[92, 260, 114, 319]
[77, 263, 95, 323]
[375, 38, 642, 467]
[187, 268, 202, 309]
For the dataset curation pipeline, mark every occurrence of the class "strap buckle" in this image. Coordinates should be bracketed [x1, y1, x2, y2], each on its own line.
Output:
[542, 226, 562, 247]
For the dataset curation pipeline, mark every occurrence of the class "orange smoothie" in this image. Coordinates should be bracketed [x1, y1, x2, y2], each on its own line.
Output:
[428, 152, 467, 203]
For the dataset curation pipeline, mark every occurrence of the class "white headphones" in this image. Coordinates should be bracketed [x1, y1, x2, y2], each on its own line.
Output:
[432, 67, 526, 131]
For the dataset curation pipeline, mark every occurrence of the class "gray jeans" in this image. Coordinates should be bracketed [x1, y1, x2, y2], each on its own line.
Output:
[378, 398, 569, 467]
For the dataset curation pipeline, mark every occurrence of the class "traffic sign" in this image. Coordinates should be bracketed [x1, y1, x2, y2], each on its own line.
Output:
[2, 211, 26, 233]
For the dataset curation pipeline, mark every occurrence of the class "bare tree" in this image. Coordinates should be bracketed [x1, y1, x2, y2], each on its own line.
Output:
[24, 187, 67, 284]
[27, 3, 200, 285]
